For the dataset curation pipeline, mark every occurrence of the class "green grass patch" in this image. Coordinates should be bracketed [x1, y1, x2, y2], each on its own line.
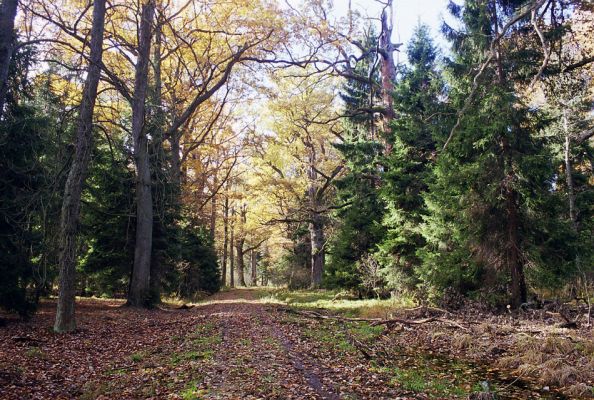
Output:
[106, 367, 130, 376]
[349, 322, 384, 341]
[192, 334, 222, 346]
[259, 288, 415, 318]
[179, 381, 207, 400]
[302, 324, 355, 353]
[130, 351, 146, 363]
[170, 350, 214, 365]
[25, 347, 46, 359]
[382, 366, 465, 397]
[263, 337, 279, 346]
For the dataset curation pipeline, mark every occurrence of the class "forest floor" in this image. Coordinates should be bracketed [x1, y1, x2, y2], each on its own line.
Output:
[0, 288, 593, 399]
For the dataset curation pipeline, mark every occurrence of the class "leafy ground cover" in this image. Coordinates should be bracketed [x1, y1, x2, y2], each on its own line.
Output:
[1, 289, 592, 399]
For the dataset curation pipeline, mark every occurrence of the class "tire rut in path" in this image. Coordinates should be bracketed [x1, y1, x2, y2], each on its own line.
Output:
[271, 321, 340, 400]
[198, 297, 340, 399]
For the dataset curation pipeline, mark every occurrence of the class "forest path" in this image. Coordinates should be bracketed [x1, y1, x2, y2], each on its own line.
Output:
[1, 289, 399, 400]
[188, 288, 397, 399]
[2, 290, 556, 399]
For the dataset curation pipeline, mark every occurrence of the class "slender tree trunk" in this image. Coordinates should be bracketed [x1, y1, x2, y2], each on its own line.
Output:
[170, 133, 182, 189]
[210, 175, 218, 237]
[563, 111, 577, 230]
[128, 0, 155, 307]
[507, 185, 526, 308]
[0, 0, 17, 119]
[563, 110, 585, 318]
[250, 249, 257, 286]
[309, 214, 325, 288]
[54, 0, 106, 333]
[504, 139, 526, 309]
[235, 238, 247, 287]
[222, 195, 228, 286]
[229, 219, 235, 288]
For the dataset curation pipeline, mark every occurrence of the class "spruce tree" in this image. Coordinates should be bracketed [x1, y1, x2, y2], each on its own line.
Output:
[326, 31, 386, 293]
[421, 0, 572, 307]
[377, 24, 448, 294]
[80, 135, 135, 297]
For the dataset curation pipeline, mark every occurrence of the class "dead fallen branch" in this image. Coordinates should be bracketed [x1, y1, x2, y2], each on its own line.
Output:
[545, 310, 579, 329]
[11, 336, 44, 344]
[281, 308, 469, 331]
[371, 316, 470, 332]
[400, 305, 455, 317]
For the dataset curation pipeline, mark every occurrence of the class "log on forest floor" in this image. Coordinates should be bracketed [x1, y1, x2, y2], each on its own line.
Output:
[280, 307, 470, 331]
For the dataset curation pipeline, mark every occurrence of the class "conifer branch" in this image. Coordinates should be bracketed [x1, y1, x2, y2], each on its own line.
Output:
[442, 0, 547, 152]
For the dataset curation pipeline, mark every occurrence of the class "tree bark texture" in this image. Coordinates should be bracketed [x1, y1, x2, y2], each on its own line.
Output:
[309, 214, 325, 288]
[222, 195, 229, 286]
[504, 142, 526, 309]
[229, 218, 235, 288]
[0, 0, 17, 119]
[563, 111, 577, 231]
[54, 0, 106, 333]
[235, 238, 247, 287]
[149, 16, 164, 303]
[250, 249, 257, 286]
[379, 0, 396, 149]
[128, 0, 155, 307]
[210, 175, 218, 237]
[307, 148, 326, 288]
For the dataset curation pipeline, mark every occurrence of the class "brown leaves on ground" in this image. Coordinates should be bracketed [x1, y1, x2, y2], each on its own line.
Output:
[0, 299, 203, 399]
[1, 290, 592, 399]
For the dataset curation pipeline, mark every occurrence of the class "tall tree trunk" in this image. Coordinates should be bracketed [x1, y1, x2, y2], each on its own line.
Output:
[128, 0, 155, 307]
[507, 184, 526, 308]
[379, 0, 396, 151]
[235, 238, 247, 287]
[503, 136, 526, 309]
[149, 15, 164, 303]
[309, 214, 325, 288]
[0, 0, 17, 119]
[170, 132, 182, 190]
[563, 110, 584, 310]
[492, 4, 525, 308]
[229, 219, 235, 288]
[563, 111, 577, 231]
[250, 249, 257, 286]
[306, 148, 325, 288]
[210, 175, 217, 237]
[54, 0, 106, 333]
[221, 195, 229, 286]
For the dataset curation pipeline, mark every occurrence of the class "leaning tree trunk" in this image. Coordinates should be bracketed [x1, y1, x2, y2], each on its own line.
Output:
[128, 0, 155, 307]
[54, 0, 106, 333]
[235, 238, 247, 287]
[0, 0, 17, 119]
[309, 213, 325, 288]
